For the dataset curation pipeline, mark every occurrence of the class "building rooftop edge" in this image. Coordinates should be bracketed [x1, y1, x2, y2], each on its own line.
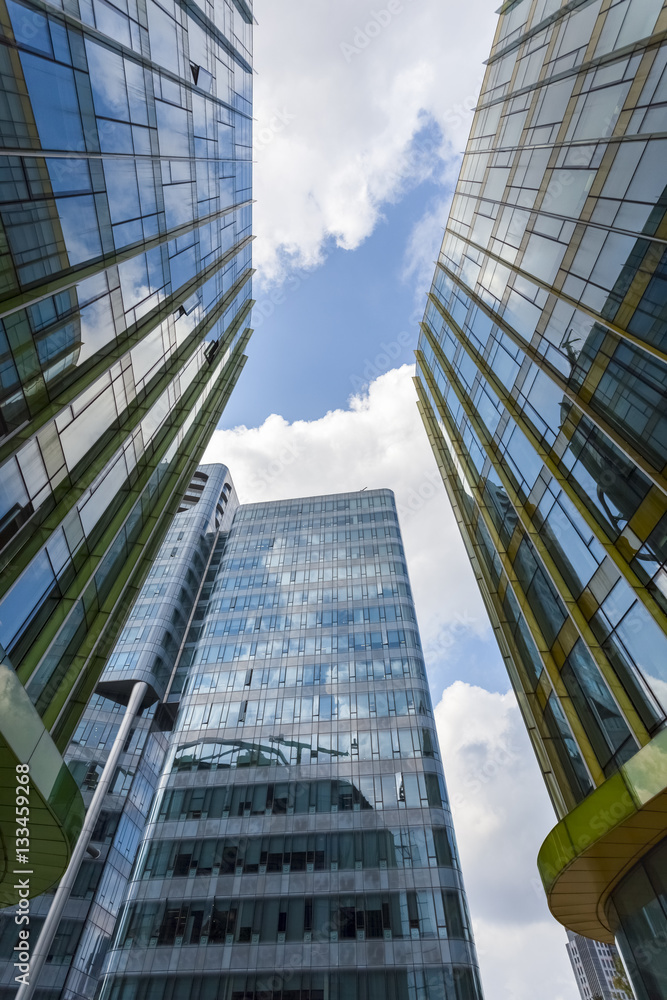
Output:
[236, 488, 396, 509]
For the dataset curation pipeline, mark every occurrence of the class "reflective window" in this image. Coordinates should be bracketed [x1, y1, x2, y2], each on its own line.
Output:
[119, 888, 472, 947]
[158, 773, 447, 820]
[561, 641, 638, 775]
[139, 827, 456, 879]
[19, 52, 84, 150]
[104, 969, 482, 1000]
[543, 693, 594, 802]
[607, 839, 667, 1000]
[513, 537, 567, 645]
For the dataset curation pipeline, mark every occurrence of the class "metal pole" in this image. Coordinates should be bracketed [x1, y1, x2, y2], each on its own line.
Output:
[16, 680, 149, 1000]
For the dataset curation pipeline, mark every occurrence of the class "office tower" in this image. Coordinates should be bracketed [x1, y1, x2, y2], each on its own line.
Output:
[96, 488, 483, 1000]
[414, 0, 667, 997]
[0, 465, 238, 999]
[0, 0, 254, 905]
[567, 931, 634, 1000]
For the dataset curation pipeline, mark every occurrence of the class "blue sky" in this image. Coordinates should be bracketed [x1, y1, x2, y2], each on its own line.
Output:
[428, 630, 510, 696]
[218, 128, 512, 699]
[221, 173, 444, 427]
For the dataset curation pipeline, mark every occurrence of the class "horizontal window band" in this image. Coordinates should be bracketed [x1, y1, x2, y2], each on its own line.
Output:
[0, 202, 254, 320]
[0, 239, 253, 466]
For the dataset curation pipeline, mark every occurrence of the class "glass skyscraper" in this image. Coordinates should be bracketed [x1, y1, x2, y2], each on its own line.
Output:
[95, 487, 483, 1000]
[0, 465, 237, 999]
[0, 0, 253, 904]
[566, 930, 634, 1000]
[414, 0, 667, 997]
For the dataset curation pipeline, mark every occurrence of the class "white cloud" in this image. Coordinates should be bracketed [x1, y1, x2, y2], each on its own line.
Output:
[435, 682, 579, 1000]
[472, 918, 580, 1000]
[253, 0, 494, 284]
[402, 192, 454, 314]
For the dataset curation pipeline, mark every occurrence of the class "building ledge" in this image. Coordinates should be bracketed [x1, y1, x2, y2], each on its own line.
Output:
[0, 655, 85, 906]
[537, 729, 667, 942]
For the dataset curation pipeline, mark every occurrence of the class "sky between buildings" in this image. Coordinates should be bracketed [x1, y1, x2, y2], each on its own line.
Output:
[204, 3, 582, 998]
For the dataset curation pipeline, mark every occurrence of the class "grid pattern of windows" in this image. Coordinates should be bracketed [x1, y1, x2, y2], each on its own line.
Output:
[117, 888, 473, 947]
[137, 827, 458, 878]
[415, 0, 667, 990]
[156, 771, 448, 818]
[0, 0, 253, 772]
[0, 467, 236, 1000]
[100, 491, 483, 1000]
[104, 969, 482, 1000]
[417, 0, 667, 812]
[566, 930, 633, 1000]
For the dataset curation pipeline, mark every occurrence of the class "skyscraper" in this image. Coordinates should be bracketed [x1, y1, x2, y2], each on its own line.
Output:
[96, 487, 483, 1000]
[0, 0, 254, 904]
[567, 930, 634, 1000]
[414, 0, 667, 997]
[0, 465, 237, 999]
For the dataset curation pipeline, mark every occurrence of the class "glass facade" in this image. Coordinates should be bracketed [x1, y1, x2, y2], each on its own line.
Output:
[96, 489, 483, 1000]
[414, 0, 667, 997]
[0, 0, 253, 901]
[0, 464, 238, 1000]
[606, 840, 667, 1000]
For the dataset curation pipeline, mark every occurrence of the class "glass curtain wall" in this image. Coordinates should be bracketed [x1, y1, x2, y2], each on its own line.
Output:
[0, 0, 253, 900]
[0, 464, 239, 1000]
[99, 490, 484, 1000]
[414, 0, 667, 996]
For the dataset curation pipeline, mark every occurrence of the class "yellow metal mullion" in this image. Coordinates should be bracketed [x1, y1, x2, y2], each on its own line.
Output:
[425, 289, 667, 637]
[415, 382, 554, 725]
[415, 379, 551, 727]
[435, 259, 667, 496]
[415, 365, 603, 799]
[419, 330, 651, 753]
[439, 230, 667, 369]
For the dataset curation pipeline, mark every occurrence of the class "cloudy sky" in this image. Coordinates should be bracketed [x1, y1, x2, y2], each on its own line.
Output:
[205, 3, 580, 998]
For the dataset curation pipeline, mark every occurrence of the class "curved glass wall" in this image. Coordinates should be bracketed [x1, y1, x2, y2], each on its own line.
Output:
[606, 840, 667, 1000]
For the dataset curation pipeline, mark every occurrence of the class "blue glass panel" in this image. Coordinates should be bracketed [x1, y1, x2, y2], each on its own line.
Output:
[20, 52, 84, 150]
